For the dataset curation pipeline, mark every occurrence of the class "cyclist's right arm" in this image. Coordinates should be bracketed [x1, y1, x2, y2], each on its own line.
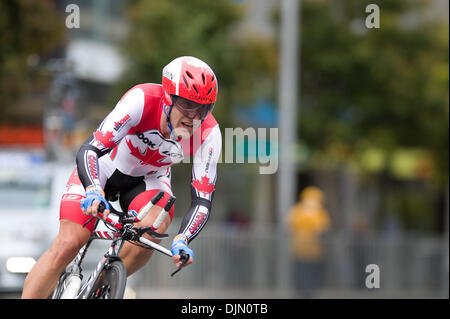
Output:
[76, 87, 145, 217]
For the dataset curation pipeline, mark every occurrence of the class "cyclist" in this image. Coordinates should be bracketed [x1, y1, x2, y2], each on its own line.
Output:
[22, 56, 221, 298]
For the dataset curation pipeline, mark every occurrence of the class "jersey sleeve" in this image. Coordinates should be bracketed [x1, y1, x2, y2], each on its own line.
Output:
[178, 124, 222, 243]
[76, 88, 144, 190]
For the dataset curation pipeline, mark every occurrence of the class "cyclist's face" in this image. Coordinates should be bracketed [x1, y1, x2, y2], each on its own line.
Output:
[169, 98, 208, 137]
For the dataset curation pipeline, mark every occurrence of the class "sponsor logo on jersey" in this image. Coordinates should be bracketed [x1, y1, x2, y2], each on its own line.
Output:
[114, 114, 131, 132]
[135, 129, 157, 148]
[127, 129, 184, 166]
[205, 147, 213, 173]
[189, 212, 207, 235]
[87, 154, 99, 180]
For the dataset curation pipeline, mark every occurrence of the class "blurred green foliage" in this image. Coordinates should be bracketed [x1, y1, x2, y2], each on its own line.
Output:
[298, 0, 448, 185]
[0, 0, 64, 124]
[117, 0, 448, 185]
[112, 0, 277, 130]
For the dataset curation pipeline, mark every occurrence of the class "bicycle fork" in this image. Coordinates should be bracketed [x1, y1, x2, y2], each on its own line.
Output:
[77, 236, 125, 299]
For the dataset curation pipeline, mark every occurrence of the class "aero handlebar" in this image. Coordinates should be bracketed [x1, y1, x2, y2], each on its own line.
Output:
[85, 192, 189, 275]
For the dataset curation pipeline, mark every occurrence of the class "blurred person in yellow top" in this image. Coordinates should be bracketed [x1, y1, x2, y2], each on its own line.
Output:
[285, 186, 331, 298]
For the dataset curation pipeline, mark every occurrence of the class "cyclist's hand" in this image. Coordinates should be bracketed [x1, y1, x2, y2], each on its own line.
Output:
[81, 187, 110, 221]
[171, 234, 194, 267]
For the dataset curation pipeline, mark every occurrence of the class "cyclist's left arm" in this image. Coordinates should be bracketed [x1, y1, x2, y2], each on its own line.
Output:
[171, 125, 222, 266]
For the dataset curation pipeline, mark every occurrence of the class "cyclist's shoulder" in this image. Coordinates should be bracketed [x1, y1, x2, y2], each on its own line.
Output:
[202, 113, 220, 131]
[199, 113, 221, 143]
[181, 114, 221, 157]
[119, 83, 163, 115]
[197, 114, 221, 153]
[132, 83, 163, 96]
[120, 83, 162, 103]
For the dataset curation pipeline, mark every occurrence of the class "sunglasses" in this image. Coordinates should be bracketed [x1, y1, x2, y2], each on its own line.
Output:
[173, 97, 213, 121]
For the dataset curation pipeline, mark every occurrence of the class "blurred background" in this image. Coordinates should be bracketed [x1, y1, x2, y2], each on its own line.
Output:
[0, 0, 448, 298]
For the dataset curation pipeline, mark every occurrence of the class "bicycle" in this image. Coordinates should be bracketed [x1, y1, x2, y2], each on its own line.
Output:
[51, 191, 190, 299]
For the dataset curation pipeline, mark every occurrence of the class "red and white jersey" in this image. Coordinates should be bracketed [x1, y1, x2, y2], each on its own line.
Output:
[72, 83, 222, 244]
[78, 83, 221, 203]
[75, 83, 221, 242]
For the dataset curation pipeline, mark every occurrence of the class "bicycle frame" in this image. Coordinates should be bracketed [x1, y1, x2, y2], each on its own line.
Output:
[53, 192, 187, 299]
[76, 229, 126, 299]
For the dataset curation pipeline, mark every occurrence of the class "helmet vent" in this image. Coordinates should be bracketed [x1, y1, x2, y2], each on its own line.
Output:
[185, 71, 194, 79]
[192, 84, 199, 94]
[201, 73, 206, 85]
[182, 75, 189, 88]
[207, 87, 212, 96]
[211, 75, 215, 83]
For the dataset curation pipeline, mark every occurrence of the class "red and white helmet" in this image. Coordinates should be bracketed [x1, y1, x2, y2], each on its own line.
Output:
[162, 56, 218, 111]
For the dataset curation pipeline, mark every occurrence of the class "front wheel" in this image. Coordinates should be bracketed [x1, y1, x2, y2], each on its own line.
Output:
[86, 260, 127, 299]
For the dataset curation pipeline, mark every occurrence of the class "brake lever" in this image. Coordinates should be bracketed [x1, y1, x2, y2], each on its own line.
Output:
[170, 250, 189, 277]
[83, 202, 107, 228]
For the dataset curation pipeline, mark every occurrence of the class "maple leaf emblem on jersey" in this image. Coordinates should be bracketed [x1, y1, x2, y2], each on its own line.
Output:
[93, 130, 115, 149]
[126, 138, 168, 167]
[192, 175, 215, 195]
